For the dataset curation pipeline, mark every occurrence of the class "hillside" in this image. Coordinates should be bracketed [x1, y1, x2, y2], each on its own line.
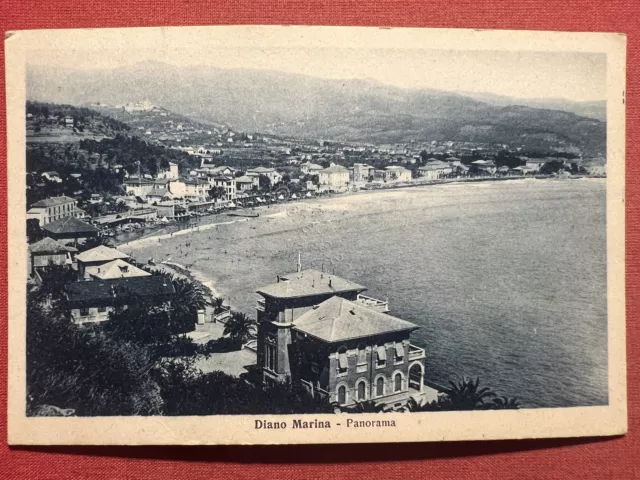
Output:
[27, 62, 606, 156]
[26, 101, 131, 143]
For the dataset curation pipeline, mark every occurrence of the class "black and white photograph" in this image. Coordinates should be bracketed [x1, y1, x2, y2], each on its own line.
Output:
[6, 26, 626, 445]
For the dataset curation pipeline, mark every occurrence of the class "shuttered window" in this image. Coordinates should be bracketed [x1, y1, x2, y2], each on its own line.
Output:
[338, 352, 348, 370]
[395, 342, 404, 361]
[377, 346, 387, 364]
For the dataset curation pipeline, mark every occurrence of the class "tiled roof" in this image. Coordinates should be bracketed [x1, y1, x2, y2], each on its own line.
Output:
[235, 175, 255, 183]
[42, 217, 100, 235]
[148, 188, 170, 196]
[29, 237, 74, 254]
[419, 161, 449, 170]
[257, 269, 366, 299]
[65, 275, 175, 305]
[251, 167, 275, 173]
[75, 245, 129, 263]
[294, 296, 417, 343]
[31, 196, 76, 208]
[320, 165, 349, 173]
[90, 259, 151, 279]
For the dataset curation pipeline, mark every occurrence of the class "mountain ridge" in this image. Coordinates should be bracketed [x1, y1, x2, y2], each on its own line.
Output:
[27, 62, 606, 156]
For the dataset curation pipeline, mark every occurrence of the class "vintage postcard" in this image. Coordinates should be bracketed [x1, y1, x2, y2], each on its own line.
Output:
[6, 26, 626, 445]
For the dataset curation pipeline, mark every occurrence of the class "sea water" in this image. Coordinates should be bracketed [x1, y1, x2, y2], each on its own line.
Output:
[131, 179, 608, 408]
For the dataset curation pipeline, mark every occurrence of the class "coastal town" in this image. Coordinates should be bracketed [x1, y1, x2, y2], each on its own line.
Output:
[26, 99, 606, 416]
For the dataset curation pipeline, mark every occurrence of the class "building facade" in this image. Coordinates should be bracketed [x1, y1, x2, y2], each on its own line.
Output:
[318, 165, 349, 191]
[27, 196, 79, 226]
[255, 268, 429, 410]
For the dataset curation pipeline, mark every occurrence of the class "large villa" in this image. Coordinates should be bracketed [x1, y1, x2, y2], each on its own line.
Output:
[256, 266, 438, 410]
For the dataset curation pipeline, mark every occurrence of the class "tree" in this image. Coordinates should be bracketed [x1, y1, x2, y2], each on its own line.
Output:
[491, 395, 520, 410]
[77, 235, 112, 252]
[258, 174, 271, 191]
[27, 289, 163, 416]
[27, 219, 43, 243]
[443, 376, 497, 410]
[223, 311, 256, 346]
[105, 298, 175, 345]
[169, 276, 207, 334]
[343, 400, 385, 413]
[211, 296, 226, 314]
[540, 160, 565, 175]
[208, 186, 226, 201]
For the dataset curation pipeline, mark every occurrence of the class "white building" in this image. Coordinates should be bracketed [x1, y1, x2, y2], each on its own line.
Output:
[27, 196, 80, 226]
[157, 162, 179, 180]
[384, 166, 412, 182]
[318, 165, 349, 191]
[247, 167, 283, 185]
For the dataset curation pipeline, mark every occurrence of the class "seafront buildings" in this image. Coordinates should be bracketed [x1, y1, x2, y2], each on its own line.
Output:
[256, 266, 434, 409]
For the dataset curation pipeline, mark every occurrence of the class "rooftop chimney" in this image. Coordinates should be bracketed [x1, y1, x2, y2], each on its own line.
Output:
[297, 251, 302, 273]
[329, 278, 332, 288]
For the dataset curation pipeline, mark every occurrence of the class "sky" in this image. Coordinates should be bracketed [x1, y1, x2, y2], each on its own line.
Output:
[24, 29, 607, 102]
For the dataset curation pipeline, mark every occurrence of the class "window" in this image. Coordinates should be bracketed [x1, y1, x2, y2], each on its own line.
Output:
[265, 334, 277, 371]
[79, 308, 89, 317]
[376, 376, 385, 397]
[265, 343, 276, 371]
[98, 306, 107, 313]
[357, 343, 367, 364]
[376, 345, 387, 367]
[337, 385, 347, 405]
[394, 373, 403, 392]
[337, 347, 348, 375]
[395, 342, 404, 364]
[357, 380, 367, 401]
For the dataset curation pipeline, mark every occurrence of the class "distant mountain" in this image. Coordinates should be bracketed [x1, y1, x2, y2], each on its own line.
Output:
[459, 92, 606, 122]
[27, 62, 606, 156]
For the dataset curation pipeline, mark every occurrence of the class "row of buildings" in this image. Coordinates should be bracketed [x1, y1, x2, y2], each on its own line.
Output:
[29, 240, 175, 324]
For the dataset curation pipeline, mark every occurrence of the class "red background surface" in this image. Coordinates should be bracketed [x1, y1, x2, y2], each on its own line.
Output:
[0, 1, 638, 478]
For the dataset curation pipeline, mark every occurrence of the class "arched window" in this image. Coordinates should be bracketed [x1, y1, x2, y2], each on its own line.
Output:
[357, 380, 366, 401]
[394, 372, 403, 392]
[338, 385, 347, 405]
[376, 376, 385, 397]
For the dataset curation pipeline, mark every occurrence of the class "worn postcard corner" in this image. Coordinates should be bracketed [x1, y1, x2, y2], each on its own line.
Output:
[5, 25, 626, 446]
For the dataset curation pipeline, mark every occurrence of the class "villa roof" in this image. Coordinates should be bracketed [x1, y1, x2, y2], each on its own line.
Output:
[29, 237, 76, 254]
[148, 188, 170, 197]
[419, 160, 449, 170]
[42, 217, 100, 235]
[31, 196, 76, 208]
[251, 167, 276, 173]
[65, 275, 175, 305]
[320, 165, 349, 174]
[90, 259, 151, 280]
[76, 245, 129, 263]
[294, 296, 418, 343]
[235, 175, 255, 183]
[257, 269, 366, 299]
[385, 165, 409, 171]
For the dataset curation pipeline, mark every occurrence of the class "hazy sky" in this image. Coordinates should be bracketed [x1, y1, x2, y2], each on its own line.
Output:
[26, 34, 607, 102]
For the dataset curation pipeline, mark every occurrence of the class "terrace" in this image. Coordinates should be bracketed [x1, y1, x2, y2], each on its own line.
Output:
[356, 293, 389, 313]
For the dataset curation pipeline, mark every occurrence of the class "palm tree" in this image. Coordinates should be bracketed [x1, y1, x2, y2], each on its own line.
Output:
[223, 312, 256, 346]
[348, 400, 385, 413]
[445, 376, 497, 410]
[169, 276, 207, 333]
[491, 395, 520, 410]
[211, 296, 226, 314]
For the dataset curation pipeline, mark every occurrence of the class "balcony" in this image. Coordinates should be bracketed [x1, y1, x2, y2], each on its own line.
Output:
[256, 298, 266, 312]
[356, 294, 389, 313]
[408, 344, 426, 361]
